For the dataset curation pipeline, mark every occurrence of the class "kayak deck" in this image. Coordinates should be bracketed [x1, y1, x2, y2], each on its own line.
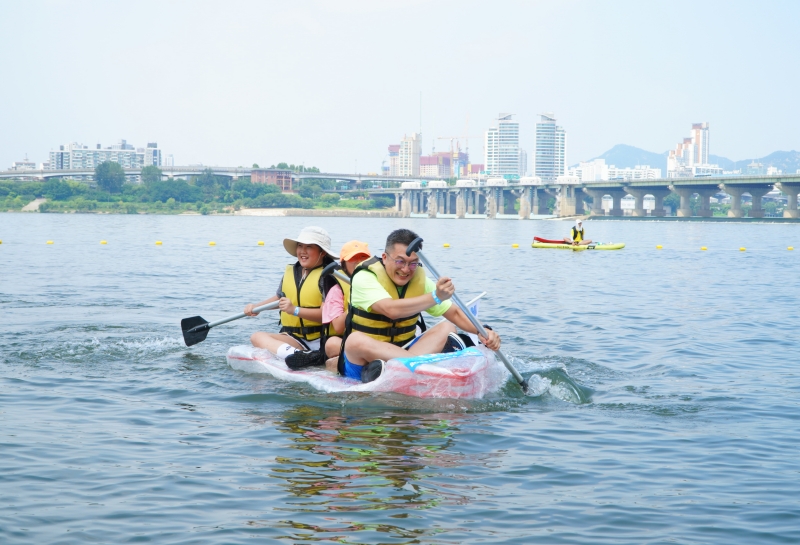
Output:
[226, 345, 509, 399]
[531, 242, 625, 250]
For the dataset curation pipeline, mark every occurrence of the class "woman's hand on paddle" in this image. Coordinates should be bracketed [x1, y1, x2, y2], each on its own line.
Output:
[277, 297, 294, 314]
[244, 303, 257, 316]
[479, 328, 501, 351]
[435, 276, 455, 302]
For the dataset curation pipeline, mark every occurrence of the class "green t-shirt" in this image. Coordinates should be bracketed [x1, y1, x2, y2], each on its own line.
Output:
[351, 271, 452, 317]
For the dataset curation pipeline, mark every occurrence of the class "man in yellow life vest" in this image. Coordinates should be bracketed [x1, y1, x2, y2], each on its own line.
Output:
[340, 228, 501, 382]
[243, 226, 336, 360]
[564, 218, 592, 246]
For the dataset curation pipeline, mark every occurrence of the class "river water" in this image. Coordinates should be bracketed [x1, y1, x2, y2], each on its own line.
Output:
[2, 213, 799, 544]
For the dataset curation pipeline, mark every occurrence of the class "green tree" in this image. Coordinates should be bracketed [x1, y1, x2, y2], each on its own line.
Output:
[42, 178, 73, 200]
[252, 163, 259, 168]
[95, 161, 126, 193]
[298, 183, 322, 199]
[141, 165, 163, 185]
[664, 193, 680, 215]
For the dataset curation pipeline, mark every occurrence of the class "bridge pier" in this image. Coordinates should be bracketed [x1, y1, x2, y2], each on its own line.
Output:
[518, 188, 531, 219]
[427, 191, 438, 218]
[583, 189, 606, 216]
[696, 188, 719, 217]
[650, 189, 671, 217]
[559, 185, 584, 216]
[486, 189, 497, 219]
[747, 187, 770, 218]
[402, 190, 412, 217]
[394, 193, 400, 211]
[672, 187, 695, 217]
[456, 189, 466, 218]
[778, 183, 800, 218]
[724, 186, 745, 218]
[623, 188, 649, 217]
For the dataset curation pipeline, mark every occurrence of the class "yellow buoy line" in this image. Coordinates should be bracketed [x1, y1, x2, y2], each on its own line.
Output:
[0, 240, 794, 251]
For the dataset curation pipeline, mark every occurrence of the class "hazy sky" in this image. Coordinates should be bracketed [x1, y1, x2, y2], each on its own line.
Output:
[1, 0, 798, 172]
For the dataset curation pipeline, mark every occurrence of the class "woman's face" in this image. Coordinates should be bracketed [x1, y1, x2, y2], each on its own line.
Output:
[343, 258, 359, 275]
[296, 242, 323, 269]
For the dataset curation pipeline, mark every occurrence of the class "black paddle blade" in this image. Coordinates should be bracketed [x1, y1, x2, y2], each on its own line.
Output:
[181, 316, 210, 346]
[406, 237, 423, 256]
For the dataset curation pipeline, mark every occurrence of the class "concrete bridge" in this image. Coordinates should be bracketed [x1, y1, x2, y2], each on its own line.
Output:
[0, 166, 438, 185]
[356, 175, 800, 219]
[3, 165, 798, 218]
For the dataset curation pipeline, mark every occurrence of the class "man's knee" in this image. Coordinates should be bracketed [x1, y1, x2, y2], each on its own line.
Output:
[429, 320, 456, 334]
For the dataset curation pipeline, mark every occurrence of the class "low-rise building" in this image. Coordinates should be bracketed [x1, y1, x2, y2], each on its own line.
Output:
[251, 169, 293, 191]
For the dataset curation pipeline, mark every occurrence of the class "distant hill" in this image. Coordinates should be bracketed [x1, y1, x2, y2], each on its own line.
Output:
[582, 144, 668, 173]
[578, 145, 800, 175]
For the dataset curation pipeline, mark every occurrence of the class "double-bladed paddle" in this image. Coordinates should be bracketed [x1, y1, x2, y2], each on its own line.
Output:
[406, 237, 530, 393]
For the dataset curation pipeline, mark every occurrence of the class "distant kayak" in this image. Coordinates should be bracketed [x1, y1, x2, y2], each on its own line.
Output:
[532, 241, 625, 251]
[226, 345, 509, 399]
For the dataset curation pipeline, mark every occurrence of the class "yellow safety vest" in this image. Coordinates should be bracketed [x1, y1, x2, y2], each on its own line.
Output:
[280, 263, 324, 341]
[349, 257, 427, 346]
[571, 227, 584, 242]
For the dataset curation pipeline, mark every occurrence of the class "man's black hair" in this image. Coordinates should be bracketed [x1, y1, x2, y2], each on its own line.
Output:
[385, 228, 420, 254]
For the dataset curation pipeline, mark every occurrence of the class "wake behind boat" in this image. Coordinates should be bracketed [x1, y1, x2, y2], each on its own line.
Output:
[227, 345, 509, 399]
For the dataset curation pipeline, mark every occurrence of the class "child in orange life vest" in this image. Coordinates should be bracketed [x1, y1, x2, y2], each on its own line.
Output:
[320, 241, 372, 372]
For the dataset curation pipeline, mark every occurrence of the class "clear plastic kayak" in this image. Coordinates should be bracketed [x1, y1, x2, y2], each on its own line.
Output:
[226, 345, 509, 399]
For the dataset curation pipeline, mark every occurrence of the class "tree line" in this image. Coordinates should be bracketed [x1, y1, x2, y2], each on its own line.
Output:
[1, 162, 394, 214]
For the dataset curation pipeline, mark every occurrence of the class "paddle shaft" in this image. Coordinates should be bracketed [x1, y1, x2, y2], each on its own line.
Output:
[410, 246, 529, 392]
[194, 301, 280, 332]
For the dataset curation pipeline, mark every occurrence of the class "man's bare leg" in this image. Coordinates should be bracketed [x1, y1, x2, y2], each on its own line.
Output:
[344, 321, 456, 366]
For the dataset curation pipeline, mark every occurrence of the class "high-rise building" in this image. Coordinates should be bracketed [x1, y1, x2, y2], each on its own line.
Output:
[419, 154, 451, 178]
[48, 140, 163, 172]
[485, 113, 520, 178]
[534, 113, 566, 182]
[387, 144, 400, 176]
[667, 122, 715, 178]
[519, 149, 528, 177]
[398, 133, 421, 176]
[569, 159, 661, 181]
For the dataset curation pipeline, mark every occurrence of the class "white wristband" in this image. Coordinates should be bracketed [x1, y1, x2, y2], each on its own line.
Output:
[432, 292, 442, 306]
[293, 306, 301, 316]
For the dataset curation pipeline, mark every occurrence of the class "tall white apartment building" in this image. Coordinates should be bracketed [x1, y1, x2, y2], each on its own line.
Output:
[534, 113, 567, 182]
[667, 122, 716, 178]
[398, 133, 421, 176]
[48, 140, 163, 172]
[485, 113, 521, 178]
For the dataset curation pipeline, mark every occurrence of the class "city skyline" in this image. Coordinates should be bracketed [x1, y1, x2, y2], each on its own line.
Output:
[1, 1, 798, 173]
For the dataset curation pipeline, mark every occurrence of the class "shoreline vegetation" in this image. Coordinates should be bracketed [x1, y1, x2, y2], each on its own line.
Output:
[1, 163, 397, 216]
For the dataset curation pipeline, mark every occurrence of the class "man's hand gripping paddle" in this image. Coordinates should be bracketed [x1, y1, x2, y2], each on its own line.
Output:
[181, 301, 280, 347]
[406, 237, 530, 393]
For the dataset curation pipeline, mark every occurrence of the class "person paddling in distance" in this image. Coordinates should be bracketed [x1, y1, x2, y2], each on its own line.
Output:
[285, 240, 372, 371]
[340, 228, 501, 383]
[243, 226, 336, 360]
[564, 218, 592, 246]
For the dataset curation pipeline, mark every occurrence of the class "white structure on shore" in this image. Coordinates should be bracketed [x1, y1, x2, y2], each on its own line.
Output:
[569, 159, 661, 181]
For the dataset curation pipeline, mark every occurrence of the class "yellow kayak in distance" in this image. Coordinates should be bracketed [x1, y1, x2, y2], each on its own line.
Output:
[531, 242, 626, 251]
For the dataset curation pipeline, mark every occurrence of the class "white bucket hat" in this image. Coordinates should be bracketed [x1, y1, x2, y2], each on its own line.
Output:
[283, 226, 337, 258]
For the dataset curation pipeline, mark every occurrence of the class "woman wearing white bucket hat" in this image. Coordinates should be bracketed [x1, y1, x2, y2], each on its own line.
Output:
[244, 226, 337, 360]
[564, 218, 592, 246]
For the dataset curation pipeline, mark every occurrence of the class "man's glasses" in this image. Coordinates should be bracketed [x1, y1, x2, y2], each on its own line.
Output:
[389, 256, 421, 271]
